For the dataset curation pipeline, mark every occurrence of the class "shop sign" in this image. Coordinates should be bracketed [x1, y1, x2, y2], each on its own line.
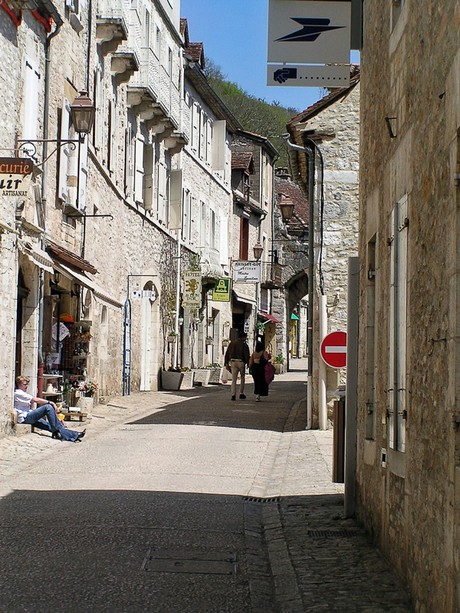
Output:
[0, 157, 33, 197]
[212, 278, 231, 302]
[183, 270, 202, 308]
[233, 261, 261, 283]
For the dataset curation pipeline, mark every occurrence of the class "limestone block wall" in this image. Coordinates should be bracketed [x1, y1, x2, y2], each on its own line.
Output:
[357, 0, 460, 609]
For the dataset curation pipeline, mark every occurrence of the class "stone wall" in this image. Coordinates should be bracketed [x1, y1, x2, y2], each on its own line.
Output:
[357, 0, 460, 609]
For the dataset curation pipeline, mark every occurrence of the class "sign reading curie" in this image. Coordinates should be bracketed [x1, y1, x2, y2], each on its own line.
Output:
[0, 157, 33, 197]
[233, 261, 261, 283]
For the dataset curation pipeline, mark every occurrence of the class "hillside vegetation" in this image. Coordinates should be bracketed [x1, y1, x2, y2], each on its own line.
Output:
[204, 59, 298, 168]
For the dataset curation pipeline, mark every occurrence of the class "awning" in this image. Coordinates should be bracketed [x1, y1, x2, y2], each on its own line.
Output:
[232, 289, 256, 306]
[19, 240, 55, 274]
[258, 311, 281, 324]
[53, 261, 123, 308]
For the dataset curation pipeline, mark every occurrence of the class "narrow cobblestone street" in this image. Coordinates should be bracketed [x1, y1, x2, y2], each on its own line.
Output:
[0, 361, 412, 612]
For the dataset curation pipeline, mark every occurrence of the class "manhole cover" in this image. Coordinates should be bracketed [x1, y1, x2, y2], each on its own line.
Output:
[142, 548, 238, 575]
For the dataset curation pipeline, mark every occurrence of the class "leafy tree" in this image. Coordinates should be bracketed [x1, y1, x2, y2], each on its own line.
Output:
[204, 58, 298, 167]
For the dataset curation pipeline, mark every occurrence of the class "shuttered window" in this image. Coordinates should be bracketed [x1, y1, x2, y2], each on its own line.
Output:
[388, 195, 408, 452]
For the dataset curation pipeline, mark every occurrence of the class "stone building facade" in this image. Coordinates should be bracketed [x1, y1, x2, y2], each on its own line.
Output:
[286, 73, 360, 426]
[357, 0, 460, 609]
[0, 1, 281, 433]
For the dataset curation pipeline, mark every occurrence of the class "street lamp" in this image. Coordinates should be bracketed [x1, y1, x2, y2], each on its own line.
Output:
[70, 91, 96, 137]
[253, 242, 263, 261]
[17, 90, 95, 163]
[278, 193, 295, 222]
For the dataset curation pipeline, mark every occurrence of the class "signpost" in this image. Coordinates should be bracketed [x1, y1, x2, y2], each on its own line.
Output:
[320, 331, 347, 368]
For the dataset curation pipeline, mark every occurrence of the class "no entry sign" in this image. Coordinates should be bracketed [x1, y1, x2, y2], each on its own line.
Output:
[321, 331, 347, 368]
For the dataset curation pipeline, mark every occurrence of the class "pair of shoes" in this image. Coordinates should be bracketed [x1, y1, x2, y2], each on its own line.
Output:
[239, 394, 246, 399]
[51, 431, 61, 440]
[256, 396, 261, 402]
[231, 395, 236, 401]
[77, 429, 86, 441]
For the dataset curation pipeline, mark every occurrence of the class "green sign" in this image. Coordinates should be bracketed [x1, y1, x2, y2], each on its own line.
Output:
[212, 278, 231, 302]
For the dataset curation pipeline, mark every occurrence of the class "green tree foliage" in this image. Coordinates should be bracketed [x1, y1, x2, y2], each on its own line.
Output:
[204, 59, 298, 168]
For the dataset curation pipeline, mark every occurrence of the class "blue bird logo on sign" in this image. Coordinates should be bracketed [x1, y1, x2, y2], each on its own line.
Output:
[276, 17, 345, 43]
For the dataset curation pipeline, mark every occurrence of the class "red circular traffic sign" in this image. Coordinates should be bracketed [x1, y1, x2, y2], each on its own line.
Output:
[320, 331, 347, 368]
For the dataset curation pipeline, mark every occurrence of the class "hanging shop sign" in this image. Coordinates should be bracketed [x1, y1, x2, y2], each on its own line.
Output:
[212, 278, 231, 302]
[232, 261, 261, 283]
[0, 157, 33, 197]
[182, 270, 202, 308]
[267, 0, 351, 88]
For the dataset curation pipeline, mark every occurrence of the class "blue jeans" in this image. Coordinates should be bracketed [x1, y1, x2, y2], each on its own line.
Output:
[22, 404, 81, 442]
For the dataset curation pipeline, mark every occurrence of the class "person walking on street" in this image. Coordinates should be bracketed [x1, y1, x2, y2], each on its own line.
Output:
[14, 376, 86, 443]
[224, 332, 250, 401]
[249, 341, 271, 402]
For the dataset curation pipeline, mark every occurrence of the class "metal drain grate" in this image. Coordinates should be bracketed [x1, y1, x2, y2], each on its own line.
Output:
[307, 529, 361, 538]
[142, 548, 238, 575]
[243, 496, 281, 503]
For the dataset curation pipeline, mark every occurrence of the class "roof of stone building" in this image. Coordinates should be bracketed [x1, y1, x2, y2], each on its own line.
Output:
[289, 66, 360, 127]
[231, 151, 254, 172]
[181, 18, 205, 69]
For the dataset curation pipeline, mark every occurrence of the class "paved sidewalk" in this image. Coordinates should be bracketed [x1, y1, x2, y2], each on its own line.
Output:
[0, 361, 413, 611]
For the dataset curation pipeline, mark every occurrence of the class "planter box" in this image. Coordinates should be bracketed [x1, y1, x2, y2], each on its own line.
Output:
[208, 367, 223, 384]
[76, 396, 94, 416]
[274, 363, 285, 375]
[161, 370, 195, 391]
[192, 369, 211, 386]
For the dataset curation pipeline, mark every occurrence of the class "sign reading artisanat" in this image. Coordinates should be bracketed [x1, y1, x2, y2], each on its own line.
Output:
[182, 270, 202, 308]
[232, 261, 261, 283]
[212, 278, 231, 302]
[0, 157, 33, 197]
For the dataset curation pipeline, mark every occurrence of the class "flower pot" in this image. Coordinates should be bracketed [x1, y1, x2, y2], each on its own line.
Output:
[192, 369, 211, 386]
[208, 367, 223, 384]
[161, 370, 195, 391]
[161, 371, 183, 390]
[76, 396, 93, 416]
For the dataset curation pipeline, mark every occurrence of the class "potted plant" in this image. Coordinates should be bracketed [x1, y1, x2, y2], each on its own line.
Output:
[161, 366, 195, 391]
[192, 366, 211, 386]
[222, 338, 230, 347]
[167, 331, 177, 343]
[207, 362, 223, 384]
[205, 336, 213, 346]
[273, 353, 285, 374]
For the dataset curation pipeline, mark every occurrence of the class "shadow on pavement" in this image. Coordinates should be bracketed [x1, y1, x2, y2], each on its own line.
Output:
[128, 379, 307, 433]
[0, 489, 412, 612]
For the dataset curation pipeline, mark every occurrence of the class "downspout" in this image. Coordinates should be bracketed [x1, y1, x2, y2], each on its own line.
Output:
[37, 14, 63, 396]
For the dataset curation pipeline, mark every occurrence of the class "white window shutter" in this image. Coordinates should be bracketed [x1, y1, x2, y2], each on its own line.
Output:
[212, 120, 226, 170]
[169, 169, 182, 230]
[78, 139, 88, 211]
[58, 98, 71, 202]
[22, 57, 40, 143]
[143, 143, 154, 210]
[134, 135, 144, 204]
[219, 214, 228, 266]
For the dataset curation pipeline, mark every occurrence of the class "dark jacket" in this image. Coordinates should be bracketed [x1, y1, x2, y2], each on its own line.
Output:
[224, 338, 250, 365]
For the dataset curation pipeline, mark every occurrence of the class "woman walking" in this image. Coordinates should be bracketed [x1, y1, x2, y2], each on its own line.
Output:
[249, 342, 271, 402]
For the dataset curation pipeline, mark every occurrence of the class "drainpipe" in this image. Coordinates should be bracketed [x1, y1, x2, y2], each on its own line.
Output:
[36, 14, 63, 396]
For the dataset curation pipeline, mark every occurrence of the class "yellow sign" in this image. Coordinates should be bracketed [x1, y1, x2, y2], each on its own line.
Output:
[183, 270, 202, 308]
[212, 278, 231, 302]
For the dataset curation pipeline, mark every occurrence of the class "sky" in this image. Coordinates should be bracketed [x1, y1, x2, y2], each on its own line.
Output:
[180, 0, 326, 113]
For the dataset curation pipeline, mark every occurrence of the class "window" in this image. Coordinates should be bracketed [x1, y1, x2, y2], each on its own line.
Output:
[183, 189, 191, 242]
[239, 217, 249, 260]
[22, 58, 40, 144]
[58, 97, 88, 212]
[365, 235, 377, 440]
[388, 195, 408, 452]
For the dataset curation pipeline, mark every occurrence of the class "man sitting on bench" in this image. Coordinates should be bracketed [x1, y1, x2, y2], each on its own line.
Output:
[14, 375, 85, 443]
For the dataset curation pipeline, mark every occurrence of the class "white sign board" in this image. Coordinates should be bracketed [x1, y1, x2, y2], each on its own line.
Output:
[233, 261, 261, 283]
[268, 0, 351, 64]
[267, 0, 351, 87]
